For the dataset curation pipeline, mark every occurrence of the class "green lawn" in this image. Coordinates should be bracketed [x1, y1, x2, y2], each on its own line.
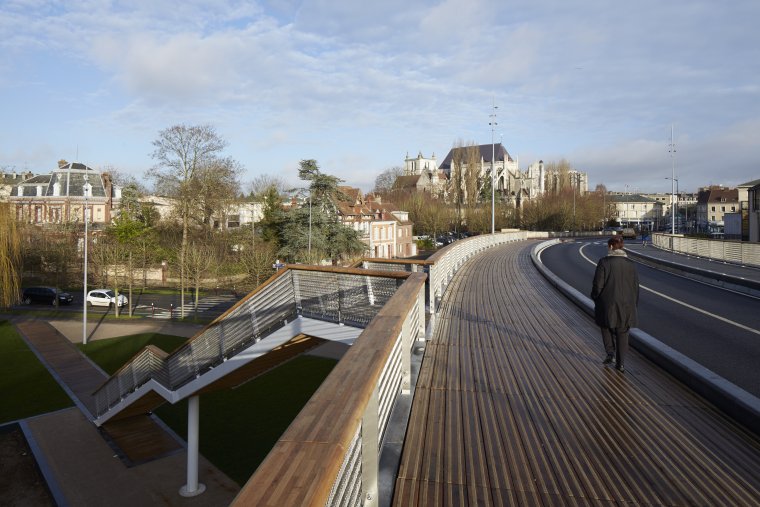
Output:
[0, 320, 73, 424]
[80, 333, 337, 485]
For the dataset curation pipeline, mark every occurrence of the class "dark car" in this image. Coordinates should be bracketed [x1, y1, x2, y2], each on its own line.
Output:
[22, 287, 74, 306]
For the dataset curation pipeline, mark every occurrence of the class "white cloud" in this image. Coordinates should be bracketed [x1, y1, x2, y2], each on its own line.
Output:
[2, 0, 760, 193]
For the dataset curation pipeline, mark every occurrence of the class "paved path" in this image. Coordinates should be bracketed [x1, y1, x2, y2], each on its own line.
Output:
[393, 241, 760, 505]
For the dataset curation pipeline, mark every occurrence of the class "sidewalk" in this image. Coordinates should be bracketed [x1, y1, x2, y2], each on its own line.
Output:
[49, 318, 204, 344]
[625, 241, 760, 297]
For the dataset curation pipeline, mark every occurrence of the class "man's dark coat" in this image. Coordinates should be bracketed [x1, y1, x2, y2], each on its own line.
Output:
[590, 252, 640, 328]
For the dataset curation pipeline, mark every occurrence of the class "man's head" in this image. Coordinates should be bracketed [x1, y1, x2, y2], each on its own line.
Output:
[608, 235, 624, 250]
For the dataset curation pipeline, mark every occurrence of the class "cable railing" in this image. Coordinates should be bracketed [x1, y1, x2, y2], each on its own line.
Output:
[92, 266, 410, 419]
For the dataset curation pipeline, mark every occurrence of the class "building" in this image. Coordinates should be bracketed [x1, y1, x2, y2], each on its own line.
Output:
[337, 187, 416, 259]
[607, 193, 662, 230]
[1, 170, 35, 201]
[438, 144, 588, 207]
[396, 152, 448, 196]
[642, 192, 698, 232]
[696, 186, 739, 233]
[8, 162, 121, 227]
[738, 179, 760, 242]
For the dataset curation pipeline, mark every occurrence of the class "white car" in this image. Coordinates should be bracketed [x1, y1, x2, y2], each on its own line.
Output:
[86, 289, 128, 308]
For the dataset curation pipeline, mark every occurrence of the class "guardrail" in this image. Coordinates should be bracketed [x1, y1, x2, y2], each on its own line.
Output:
[360, 231, 529, 315]
[652, 233, 760, 267]
[92, 266, 410, 418]
[232, 272, 427, 507]
[234, 232, 536, 506]
[426, 231, 527, 313]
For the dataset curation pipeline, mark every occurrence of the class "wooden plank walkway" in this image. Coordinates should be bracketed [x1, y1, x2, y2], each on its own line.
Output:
[394, 241, 760, 506]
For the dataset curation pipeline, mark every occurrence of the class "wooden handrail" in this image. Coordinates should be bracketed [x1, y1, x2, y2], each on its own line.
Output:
[231, 272, 427, 506]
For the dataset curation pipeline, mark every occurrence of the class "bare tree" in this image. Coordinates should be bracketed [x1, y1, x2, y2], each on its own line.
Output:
[188, 157, 242, 230]
[184, 241, 217, 315]
[150, 124, 227, 318]
[248, 174, 287, 199]
[373, 166, 404, 194]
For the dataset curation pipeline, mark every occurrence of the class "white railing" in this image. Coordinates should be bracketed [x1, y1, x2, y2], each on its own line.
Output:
[652, 233, 760, 267]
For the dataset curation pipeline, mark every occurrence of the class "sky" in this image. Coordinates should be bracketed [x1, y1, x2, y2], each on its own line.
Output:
[1, 0, 759, 195]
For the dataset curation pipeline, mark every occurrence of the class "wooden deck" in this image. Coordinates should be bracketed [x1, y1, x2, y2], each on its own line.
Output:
[394, 241, 760, 506]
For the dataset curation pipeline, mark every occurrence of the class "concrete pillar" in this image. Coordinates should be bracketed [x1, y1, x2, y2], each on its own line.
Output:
[180, 395, 206, 497]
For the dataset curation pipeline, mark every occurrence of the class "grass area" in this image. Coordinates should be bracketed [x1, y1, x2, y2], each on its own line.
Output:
[80, 333, 337, 485]
[0, 320, 73, 424]
[156, 355, 337, 485]
[78, 333, 188, 374]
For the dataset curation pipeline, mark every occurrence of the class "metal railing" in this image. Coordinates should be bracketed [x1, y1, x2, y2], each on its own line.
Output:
[426, 231, 527, 313]
[235, 232, 533, 506]
[233, 272, 427, 507]
[652, 233, 760, 267]
[93, 266, 410, 418]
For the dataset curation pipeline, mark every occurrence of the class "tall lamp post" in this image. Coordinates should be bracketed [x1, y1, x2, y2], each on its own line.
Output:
[669, 125, 677, 236]
[665, 177, 679, 232]
[82, 178, 92, 345]
[489, 101, 498, 234]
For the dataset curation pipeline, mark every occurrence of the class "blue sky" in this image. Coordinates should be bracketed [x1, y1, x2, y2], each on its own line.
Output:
[1, 0, 758, 194]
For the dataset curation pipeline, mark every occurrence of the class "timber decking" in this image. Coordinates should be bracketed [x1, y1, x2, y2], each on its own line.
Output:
[394, 241, 760, 506]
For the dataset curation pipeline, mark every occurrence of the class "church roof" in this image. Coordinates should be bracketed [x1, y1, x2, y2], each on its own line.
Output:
[439, 143, 513, 171]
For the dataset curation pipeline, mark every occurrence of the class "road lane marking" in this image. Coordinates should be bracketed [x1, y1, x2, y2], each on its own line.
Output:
[578, 243, 760, 336]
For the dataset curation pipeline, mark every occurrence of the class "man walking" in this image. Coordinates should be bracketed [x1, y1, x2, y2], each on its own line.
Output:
[590, 235, 640, 373]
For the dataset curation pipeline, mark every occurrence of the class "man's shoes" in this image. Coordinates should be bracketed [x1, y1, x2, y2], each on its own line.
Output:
[616, 364, 625, 373]
[603, 355, 614, 365]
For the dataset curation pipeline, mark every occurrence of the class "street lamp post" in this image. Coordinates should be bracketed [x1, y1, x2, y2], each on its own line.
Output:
[666, 176, 679, 233]
[82, 178, 92, 345]
[489, 101, 498, 234]
[669, 125, 677, 236]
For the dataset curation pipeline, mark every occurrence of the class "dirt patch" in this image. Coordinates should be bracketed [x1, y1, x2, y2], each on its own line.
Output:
[0, 424, 55, 506]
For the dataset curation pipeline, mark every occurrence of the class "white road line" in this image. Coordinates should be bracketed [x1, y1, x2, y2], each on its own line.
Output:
[578, 243, 760, 336]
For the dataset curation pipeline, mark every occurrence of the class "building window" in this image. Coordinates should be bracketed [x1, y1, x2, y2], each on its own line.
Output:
[711, 206, 715, 212]
[721, 206, 725, 212]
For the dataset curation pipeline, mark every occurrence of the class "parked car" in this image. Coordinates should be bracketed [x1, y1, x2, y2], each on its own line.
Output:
[621, 228, 637, 239]
[22, 287, 74, 306]
[86, 289, 128, 308]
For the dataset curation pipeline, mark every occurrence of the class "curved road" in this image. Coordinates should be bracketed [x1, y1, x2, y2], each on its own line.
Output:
[540, 238, 760, 398]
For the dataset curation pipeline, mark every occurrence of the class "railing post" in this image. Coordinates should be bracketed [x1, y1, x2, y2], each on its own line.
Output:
[401, 323, 411, 395]
[180, 395, 206, 497]
[361, 385, 379, 507]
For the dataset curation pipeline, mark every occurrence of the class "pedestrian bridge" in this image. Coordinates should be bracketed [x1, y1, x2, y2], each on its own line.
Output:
[93, 232, 760, 505]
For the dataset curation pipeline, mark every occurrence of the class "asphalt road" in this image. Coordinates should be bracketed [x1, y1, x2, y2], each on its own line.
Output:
[541, 238, 760, 398]
[16, 290, 241, 320]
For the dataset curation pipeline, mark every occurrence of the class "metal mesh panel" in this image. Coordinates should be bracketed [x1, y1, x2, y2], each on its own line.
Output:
[293, 270, 401, 327]
[325, 428, 363, 507]
[364, 262, 412, 272]
[95, 348, 169, 416]
[167, 272, 297, 389]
